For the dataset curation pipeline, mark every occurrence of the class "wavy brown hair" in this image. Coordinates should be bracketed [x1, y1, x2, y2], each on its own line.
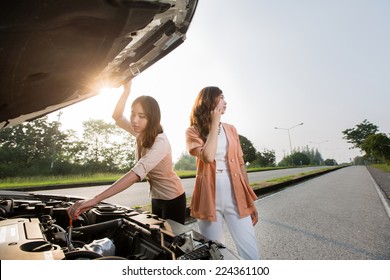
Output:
[132, 96, 163, 152]
[190, 86, 223, 142]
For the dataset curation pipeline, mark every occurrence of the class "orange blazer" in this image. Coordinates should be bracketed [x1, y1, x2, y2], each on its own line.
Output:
[185, 122, 258, 222]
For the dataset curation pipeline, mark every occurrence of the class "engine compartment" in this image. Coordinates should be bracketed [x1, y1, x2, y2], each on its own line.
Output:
[0, 191, 239, 260]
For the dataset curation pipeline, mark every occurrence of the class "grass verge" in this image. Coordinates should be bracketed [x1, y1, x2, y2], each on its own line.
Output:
[0, 173, 123, 189]
[371, 164, 390, 173]
[250, 168, 336, 190]
[0, 166, 339, 191]
[0, 167, 288, 189]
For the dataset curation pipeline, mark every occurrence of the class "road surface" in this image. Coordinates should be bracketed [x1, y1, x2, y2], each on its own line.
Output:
[36, 166, 327, 207]
[220, 166, 390, 259]
[36, 165, 390, 259]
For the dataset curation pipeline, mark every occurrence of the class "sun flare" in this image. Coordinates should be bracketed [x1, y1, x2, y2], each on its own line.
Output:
[100, 86, 124, 95]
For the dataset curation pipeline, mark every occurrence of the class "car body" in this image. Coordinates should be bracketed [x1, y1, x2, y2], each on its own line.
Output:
[0, 190, 239, 260]
[0, 0, 240, 260]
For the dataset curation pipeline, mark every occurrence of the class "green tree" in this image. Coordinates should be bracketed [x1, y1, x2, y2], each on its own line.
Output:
[342, 119, 379, 150]
[278, 146, 324, 166]
[353, 156, 366, 165]
[239, 134, 257, 163]
[115, 132, 137, 171]
[299, 145, 323, 165]
[290, 152, 310, 166]
[253, 149, 276, 167]
[175, 134, 262, 169]
[0, 117, 69, 177]
[324, 159, 338, 166]
[80, 119, 136, 172]
[174, 152, 196, 170]
[278, 151, 311, 166]
[361, 133, 390, 164]
[59, 129, 87, 165]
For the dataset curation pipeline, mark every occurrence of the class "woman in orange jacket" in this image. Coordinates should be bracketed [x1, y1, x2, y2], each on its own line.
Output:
[185, 86, 260, 259]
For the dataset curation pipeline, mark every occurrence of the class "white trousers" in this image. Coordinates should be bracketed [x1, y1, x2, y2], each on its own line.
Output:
[198, 171, 260, 260]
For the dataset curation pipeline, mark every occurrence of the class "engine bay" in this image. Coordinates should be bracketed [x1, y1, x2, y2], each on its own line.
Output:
[0, 191, 239, 260]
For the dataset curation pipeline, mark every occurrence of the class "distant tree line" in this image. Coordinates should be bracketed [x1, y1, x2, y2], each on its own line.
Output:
[0, 117, 280, 177]
[176, 119, 390, 169]
[174, 134, 335, 171]
[1, 115, 346, 178]
[278, 146, 337, 167]
[0, 116, 136, 178]
[342, 119, 390, 165]
[174, 135, 277, 171]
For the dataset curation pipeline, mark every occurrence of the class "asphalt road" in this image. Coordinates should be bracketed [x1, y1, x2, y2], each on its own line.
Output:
[36, 165, 390, 259]
[36, 166, 327, 208]
[226, 165, 390, 259]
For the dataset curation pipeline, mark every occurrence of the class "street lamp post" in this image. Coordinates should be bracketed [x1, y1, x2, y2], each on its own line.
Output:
[274, 122, 304, 155]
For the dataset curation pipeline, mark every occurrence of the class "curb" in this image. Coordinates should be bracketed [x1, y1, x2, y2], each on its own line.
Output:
[253, 166, 345, 197]
[184, 166, 345, 222]
[4, 166, 345, 194]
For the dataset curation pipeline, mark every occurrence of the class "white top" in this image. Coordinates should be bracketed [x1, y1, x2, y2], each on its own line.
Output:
[215, 125, 228, 171]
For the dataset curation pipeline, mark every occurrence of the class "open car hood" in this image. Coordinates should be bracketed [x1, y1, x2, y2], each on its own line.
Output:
[0, 0, 198, 128]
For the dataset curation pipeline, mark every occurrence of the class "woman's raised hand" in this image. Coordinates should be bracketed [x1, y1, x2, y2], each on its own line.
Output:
[210, 106, 222, 124]
[123, 80, 132, 94]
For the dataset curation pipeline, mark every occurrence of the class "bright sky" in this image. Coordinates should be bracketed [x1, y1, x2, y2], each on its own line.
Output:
[49, 0, 390, 164]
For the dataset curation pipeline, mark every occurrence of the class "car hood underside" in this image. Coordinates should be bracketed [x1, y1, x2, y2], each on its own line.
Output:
[0, 0, 198, 128]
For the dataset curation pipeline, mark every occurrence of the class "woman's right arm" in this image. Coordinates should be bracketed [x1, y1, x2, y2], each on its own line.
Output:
[112, 81, 134, 134]
[198, 109, 221, 163]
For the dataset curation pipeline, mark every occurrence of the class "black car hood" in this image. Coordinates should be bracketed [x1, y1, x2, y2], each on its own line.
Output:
[0, 0, 198, 128]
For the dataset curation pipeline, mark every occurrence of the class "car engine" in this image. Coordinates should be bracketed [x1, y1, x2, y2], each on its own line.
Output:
[0, 191, 239, 260]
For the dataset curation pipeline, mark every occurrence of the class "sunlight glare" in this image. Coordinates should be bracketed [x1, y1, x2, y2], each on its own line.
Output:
[100, 86, 124, 95]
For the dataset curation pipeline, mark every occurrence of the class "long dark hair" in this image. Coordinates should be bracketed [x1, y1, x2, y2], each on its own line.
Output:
[189, 86, 222, 142]
[132, 95, 163, 151]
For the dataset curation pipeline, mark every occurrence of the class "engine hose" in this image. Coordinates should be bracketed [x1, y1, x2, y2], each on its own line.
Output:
[64, 250, 103, 260]
[72, 218, 123, 234]
[95, 256, 128, 260]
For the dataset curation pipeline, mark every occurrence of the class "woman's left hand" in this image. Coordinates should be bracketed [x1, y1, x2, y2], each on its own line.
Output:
[250, 209, 258, 226]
